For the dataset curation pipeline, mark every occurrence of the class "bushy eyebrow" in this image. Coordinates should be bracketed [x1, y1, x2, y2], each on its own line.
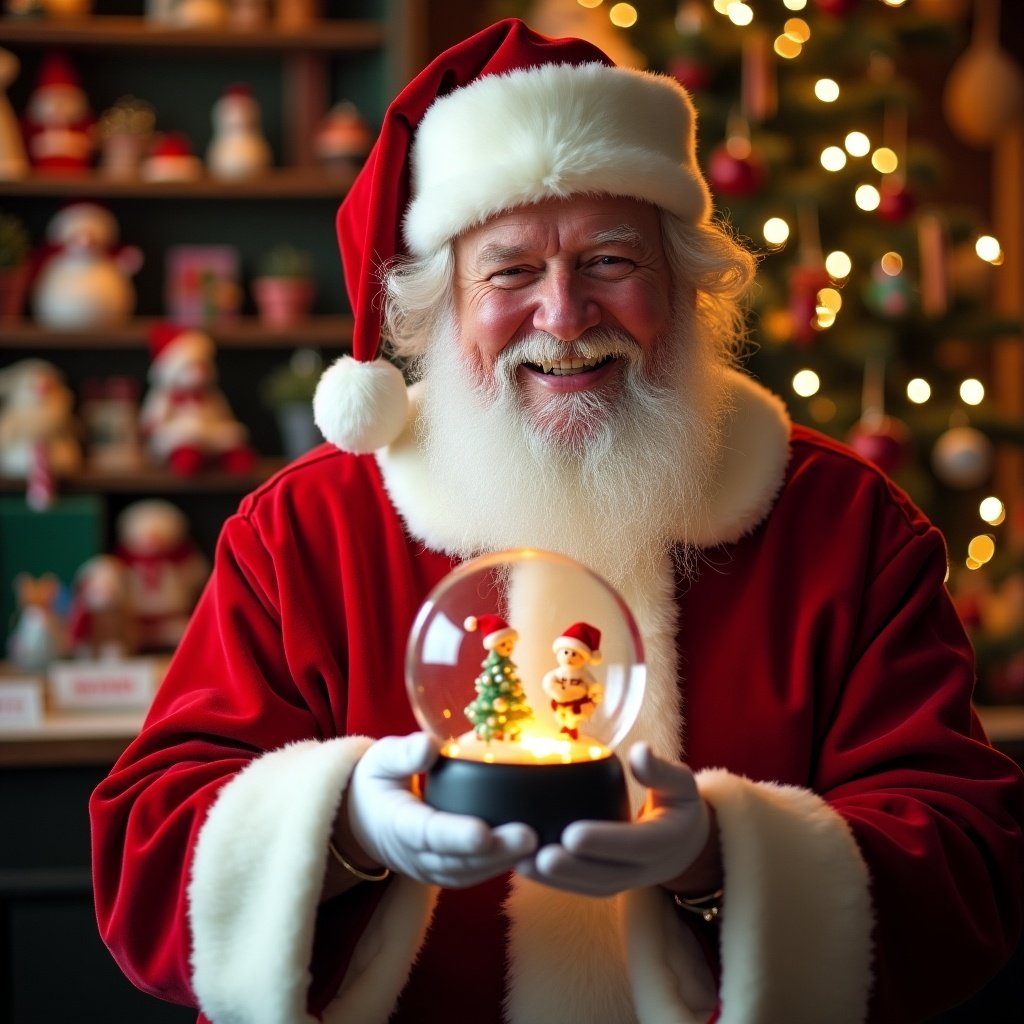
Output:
[476, 224, 643, 266]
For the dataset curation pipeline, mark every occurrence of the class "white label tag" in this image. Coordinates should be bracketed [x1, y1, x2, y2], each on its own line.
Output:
[0, 679, 45, 728]
[48, 658, 160, 711]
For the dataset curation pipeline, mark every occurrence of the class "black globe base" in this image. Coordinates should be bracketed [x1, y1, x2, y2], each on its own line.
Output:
[424, 753, 630, 846]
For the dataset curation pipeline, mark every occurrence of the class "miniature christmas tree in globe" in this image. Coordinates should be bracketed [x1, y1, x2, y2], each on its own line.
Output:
[462, 614, 534, 743]
[406, 548, 646, 843]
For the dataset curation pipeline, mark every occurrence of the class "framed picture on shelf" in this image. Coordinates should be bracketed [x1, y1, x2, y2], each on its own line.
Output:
[164, 245, 242, 327]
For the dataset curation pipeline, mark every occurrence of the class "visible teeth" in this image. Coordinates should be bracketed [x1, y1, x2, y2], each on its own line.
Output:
[536, 357, 603, 376]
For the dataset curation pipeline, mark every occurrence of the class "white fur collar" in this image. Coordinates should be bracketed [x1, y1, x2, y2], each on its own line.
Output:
[375, 367, 791, 554]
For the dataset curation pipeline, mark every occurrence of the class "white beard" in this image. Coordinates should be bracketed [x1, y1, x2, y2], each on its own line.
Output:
[412, 306, 732, 593]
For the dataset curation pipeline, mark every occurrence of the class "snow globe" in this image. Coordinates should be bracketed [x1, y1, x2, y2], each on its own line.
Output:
[406, 548, 646, 843]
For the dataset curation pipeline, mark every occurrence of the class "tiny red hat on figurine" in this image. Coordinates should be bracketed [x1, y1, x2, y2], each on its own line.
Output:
[554, 622, 602, 664]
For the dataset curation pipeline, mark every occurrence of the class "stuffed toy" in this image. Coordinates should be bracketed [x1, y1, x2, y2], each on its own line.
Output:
[0, 358, 82, 478]
[67, 554, 139, 659]
[139, 323, 255, 475]
[114, 499, 209, 651]
[6, 572, 66, 673]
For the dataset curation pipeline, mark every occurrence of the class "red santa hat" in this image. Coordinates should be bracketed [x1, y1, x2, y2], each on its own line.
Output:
[148, 322, 214, 379]
[464, 613, 518, 650]
[33, 50, 83, 94]
[553, 622, 602, 664]
[144, 132, 203, 182]
[313, 18, 711, 455]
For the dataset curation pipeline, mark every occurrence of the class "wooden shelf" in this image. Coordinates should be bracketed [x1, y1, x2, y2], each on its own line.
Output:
[0, 14, 386, 52]
[0, 457, 286, 495]
[0, 166, 355, 199]
[0, 315, 353, 350]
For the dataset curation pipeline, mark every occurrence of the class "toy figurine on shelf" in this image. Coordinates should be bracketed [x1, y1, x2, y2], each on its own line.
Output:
[114, 499, 208, 652]
[314, 101, 373, 179]
[98, 95, 156, 180]
[0, 358, 82, 478]
[32, 201, 142, 330]
[139, 322, 255, 475]
[142, 131, 204, 183]
[6, 572, 66, 673]
[206, 83, 271, 180]
[22, 49, 96, 174]
[462, 614, 534, 743]
[0, 48, 29, 181]
[67, 554, 138, 660]
[541, 621, 604, 741]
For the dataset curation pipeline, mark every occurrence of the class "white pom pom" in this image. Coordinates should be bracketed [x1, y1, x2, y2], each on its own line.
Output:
[464, 616, 478, 632]
[312, 355, 409, 454]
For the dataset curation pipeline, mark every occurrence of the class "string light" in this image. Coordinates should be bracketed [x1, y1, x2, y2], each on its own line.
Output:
[814, 79, 840, 102]
[792, 369, 820, 397]
[880, 251, 903, 275]
[774, 35, 802, 59]
[818, 287, 842, 312]
[782, 0, 807, 8]
[821, 145, 847, 171]
[609, 2, 637, 26]
[960, 379, 985, 405]
[855, 184, 880, 210]
[763, 217, 791, 246]
[967, 535, 996, 565]
[784, 18, 810, 42]
[825, 250, 852, 279]
[845, 132, 871, 157]
[975, 235, 1004, 264]
[577, 0, 603, 7]
[712, 0, 731, 13]
[979, 497, 1006, 525]
[906, 378, 931, 404]
[727, 2, 754, 26]
[871, 147, 899, 174]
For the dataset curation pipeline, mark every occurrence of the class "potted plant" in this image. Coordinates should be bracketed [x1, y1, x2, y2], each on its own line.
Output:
[0, 209, 30, 322]
[251, 243, 316, 328]
[260, 348, 324, 459]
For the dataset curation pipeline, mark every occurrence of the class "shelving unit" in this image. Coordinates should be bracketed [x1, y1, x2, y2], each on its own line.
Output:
[0, 1, 418, 551]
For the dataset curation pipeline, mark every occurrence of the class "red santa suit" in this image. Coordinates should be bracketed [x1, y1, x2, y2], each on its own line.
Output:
[89, 370, 1024, 1024]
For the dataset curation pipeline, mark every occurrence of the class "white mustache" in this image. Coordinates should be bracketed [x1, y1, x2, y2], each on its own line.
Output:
[495, 329, 640, 379]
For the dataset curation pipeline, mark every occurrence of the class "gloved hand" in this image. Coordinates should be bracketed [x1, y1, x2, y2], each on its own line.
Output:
[516, 742, 711, 897]
[348, 732, 538, 888]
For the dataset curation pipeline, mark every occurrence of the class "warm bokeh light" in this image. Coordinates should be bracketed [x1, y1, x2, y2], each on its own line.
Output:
[577, 0, 603, 7]
[784, 18, 810, 42]
[883, 0, 908, 6]
[727, 2, 754, 25]
[975, 234, 1004, 264]
[967, 535, 996, 565]
[814, 78, 840, 102]
[774, 34, 802, 59]
[880, 251, 903, 275]
[820, 145, 847, 171]
[906, 378, 931, 404]
[792, 369, 821, 397]
[808, 396, 836, 423]
[845, 131, 871, 157]
[815, 306, 837, 328]
[763, 217, 791, 246]
[818, 287, 842, 312]
[960, 378, 985, 405]
[979, 496, 1006, 525]
[783, 0, 807, 8]
[871, 147, 899, 174]
[609, 2, 638, 26]
[855, 184, 880, 210]
[825, 250, 852, 279]
[713, 0, 730, 11]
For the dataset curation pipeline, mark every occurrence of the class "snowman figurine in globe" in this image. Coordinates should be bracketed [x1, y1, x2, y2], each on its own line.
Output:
[407, 549, 646, 844]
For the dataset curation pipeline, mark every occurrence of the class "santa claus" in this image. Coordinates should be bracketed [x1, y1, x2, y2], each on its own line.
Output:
[22, 49, 95, 174]
[139, 322, 254, 475]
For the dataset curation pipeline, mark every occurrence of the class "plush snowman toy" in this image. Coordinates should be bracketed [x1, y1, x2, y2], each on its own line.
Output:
[206, 83, 271, 180]
[114, 499, 209, 651]
[139, 323, 255, 475]
[0, 358, 82, 477]
[32, 202, 142, 329]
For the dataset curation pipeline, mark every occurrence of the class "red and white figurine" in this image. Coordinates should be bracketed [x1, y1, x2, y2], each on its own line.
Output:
[206, 84, 271, 180]
[22, 49, 96, 174]
[541, 621, 604, 741]
[139, 323, 255, 475]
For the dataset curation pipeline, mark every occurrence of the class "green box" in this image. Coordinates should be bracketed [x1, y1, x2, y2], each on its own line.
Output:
[0, 496, 105, 648]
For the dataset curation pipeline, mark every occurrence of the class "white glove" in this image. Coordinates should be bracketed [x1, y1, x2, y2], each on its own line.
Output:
[348, 732, 538, 888]
[516, 742, 711, 897]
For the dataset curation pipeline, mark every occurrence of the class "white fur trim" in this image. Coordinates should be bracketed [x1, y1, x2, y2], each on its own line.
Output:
[188, 736, 436, 1024]
[697, 770, 874, 1023]
[377, 369, 790, 553]
[405, 62, 711, 255]
[313, 355, 409, 454]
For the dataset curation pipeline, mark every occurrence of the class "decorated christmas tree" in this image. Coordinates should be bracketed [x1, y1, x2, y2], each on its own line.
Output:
[510, 0, 1024, 702]
[463, 614, 535, 741]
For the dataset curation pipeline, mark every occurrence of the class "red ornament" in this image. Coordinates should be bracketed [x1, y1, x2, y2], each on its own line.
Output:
[847, 416, 912, 475]
[707, 143, 765, 197]
[814, 0, 861, 15]
[876, 183, 916, 223]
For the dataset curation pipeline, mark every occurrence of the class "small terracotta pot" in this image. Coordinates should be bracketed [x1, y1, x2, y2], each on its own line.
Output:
[252, 277, 315, 329]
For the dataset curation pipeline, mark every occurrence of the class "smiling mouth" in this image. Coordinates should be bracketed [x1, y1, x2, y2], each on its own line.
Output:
[526, 355, 616, 377]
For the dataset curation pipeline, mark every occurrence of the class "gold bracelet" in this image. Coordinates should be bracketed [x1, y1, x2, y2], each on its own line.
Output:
[673, 887, 724, 923]
[327, 839, 391, 883]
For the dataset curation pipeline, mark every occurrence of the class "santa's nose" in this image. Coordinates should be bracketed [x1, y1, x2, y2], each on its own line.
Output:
[532, 268, 600, 341]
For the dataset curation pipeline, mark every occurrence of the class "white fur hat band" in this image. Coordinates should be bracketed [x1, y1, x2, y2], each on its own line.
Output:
[404, 61, 711, 256]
